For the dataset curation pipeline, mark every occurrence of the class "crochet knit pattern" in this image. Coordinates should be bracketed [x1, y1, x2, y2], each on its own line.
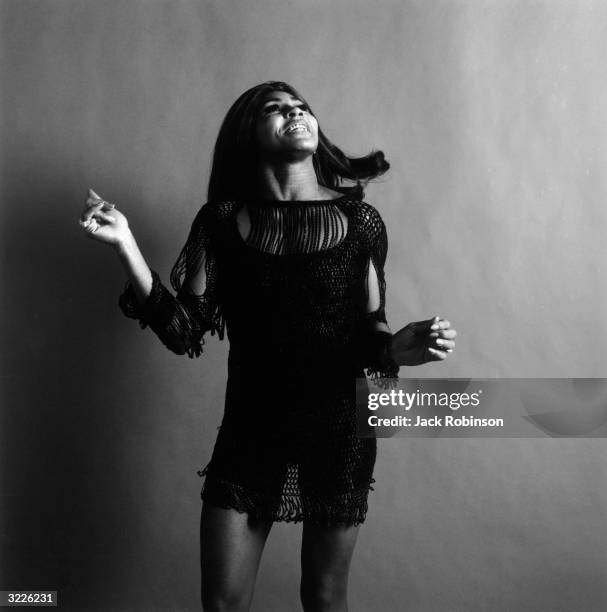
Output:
[119, 186, 398, 526]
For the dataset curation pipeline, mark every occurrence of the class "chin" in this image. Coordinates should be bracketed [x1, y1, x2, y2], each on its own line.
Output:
[285, 148, 316, 162]
[261, 145, 315, 162]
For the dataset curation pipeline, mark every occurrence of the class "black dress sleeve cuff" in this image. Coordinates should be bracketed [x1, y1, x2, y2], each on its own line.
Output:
[363, 329, 400, 379]
[118, 269, 164, 329]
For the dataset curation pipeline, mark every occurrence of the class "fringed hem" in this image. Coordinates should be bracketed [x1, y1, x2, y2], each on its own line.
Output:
[197, 465, 375, 528]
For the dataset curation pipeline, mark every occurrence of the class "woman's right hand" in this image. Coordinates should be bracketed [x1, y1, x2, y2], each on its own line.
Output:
[79, 188, 131, 248]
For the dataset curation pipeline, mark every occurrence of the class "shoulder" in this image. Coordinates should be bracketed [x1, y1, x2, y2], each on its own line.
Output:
[191, 200, 238, 229]
[337, 185, 385, 223]
[350, 200, 385, 227]
[339, 196, 387, 245]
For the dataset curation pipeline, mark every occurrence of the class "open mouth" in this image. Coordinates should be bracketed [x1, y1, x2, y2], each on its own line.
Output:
[284, 123, 309, 134]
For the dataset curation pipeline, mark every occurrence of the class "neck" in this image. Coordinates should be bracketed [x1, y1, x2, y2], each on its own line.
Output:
[256, 156, 323, 201]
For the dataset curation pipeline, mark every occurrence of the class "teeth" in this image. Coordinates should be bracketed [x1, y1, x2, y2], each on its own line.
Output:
[286, 124, 307, 133]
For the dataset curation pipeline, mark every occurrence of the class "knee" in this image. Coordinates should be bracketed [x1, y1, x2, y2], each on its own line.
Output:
[201, 586, 252, 612]
[300, 579, 348, 612]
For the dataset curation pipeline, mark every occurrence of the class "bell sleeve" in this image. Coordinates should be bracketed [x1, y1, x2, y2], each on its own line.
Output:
[118, 204, 225, 357]
[358, 204, 399, 379]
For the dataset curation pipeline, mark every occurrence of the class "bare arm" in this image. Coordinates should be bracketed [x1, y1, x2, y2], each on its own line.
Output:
[115, 232, 153, 305]
[79, 188, 154, 304]
[79, 188, 221, 356]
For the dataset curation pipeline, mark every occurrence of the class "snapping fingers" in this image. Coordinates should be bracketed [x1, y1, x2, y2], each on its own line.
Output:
[433, 337, 455, 352]
[80, 209, 116, 235]
[437, 328, 457, 340]
[427, 347, 448, 360]
[81, 190, 115, 225]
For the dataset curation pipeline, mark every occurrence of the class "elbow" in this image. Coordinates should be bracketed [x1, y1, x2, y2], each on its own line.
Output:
[153, 330, 197, 357]
[170, 344, 188, 356]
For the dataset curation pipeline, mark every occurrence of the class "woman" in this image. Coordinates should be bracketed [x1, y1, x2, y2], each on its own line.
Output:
[79, 81, 456, 612]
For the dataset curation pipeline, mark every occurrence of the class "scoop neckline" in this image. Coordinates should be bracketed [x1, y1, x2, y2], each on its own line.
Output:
[232, 201, 355, 258]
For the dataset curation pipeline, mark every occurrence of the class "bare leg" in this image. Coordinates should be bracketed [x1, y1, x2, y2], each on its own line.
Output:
[300, 521, 360, 612]
[200, 502, 273, 612]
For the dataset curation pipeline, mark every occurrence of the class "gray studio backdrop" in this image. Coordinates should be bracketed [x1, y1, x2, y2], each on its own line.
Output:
[2, 0, 607, 610]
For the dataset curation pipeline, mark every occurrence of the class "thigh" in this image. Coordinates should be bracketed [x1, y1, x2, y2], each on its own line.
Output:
[200, 501, 273, 608]
[300, 521, 360, 591]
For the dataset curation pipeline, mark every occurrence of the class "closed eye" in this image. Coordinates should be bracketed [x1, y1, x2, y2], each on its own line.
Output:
[262, 104, 280, 114]
[261, 102, 311, 115]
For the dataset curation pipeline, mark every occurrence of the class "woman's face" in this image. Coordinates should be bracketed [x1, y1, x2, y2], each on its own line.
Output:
[255, 90, 319, 159]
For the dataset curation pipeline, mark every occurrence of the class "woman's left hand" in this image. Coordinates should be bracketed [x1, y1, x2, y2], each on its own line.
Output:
[390, 316, 457, 366]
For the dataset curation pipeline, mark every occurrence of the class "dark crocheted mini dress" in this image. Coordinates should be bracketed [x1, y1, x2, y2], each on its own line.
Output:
[119, 186, 398, 527]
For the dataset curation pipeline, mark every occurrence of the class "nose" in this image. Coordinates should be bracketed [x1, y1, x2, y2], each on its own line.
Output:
[286, 105, 303, 118]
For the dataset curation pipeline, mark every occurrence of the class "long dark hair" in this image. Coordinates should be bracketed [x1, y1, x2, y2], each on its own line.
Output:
[207, 81, 390, 201]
